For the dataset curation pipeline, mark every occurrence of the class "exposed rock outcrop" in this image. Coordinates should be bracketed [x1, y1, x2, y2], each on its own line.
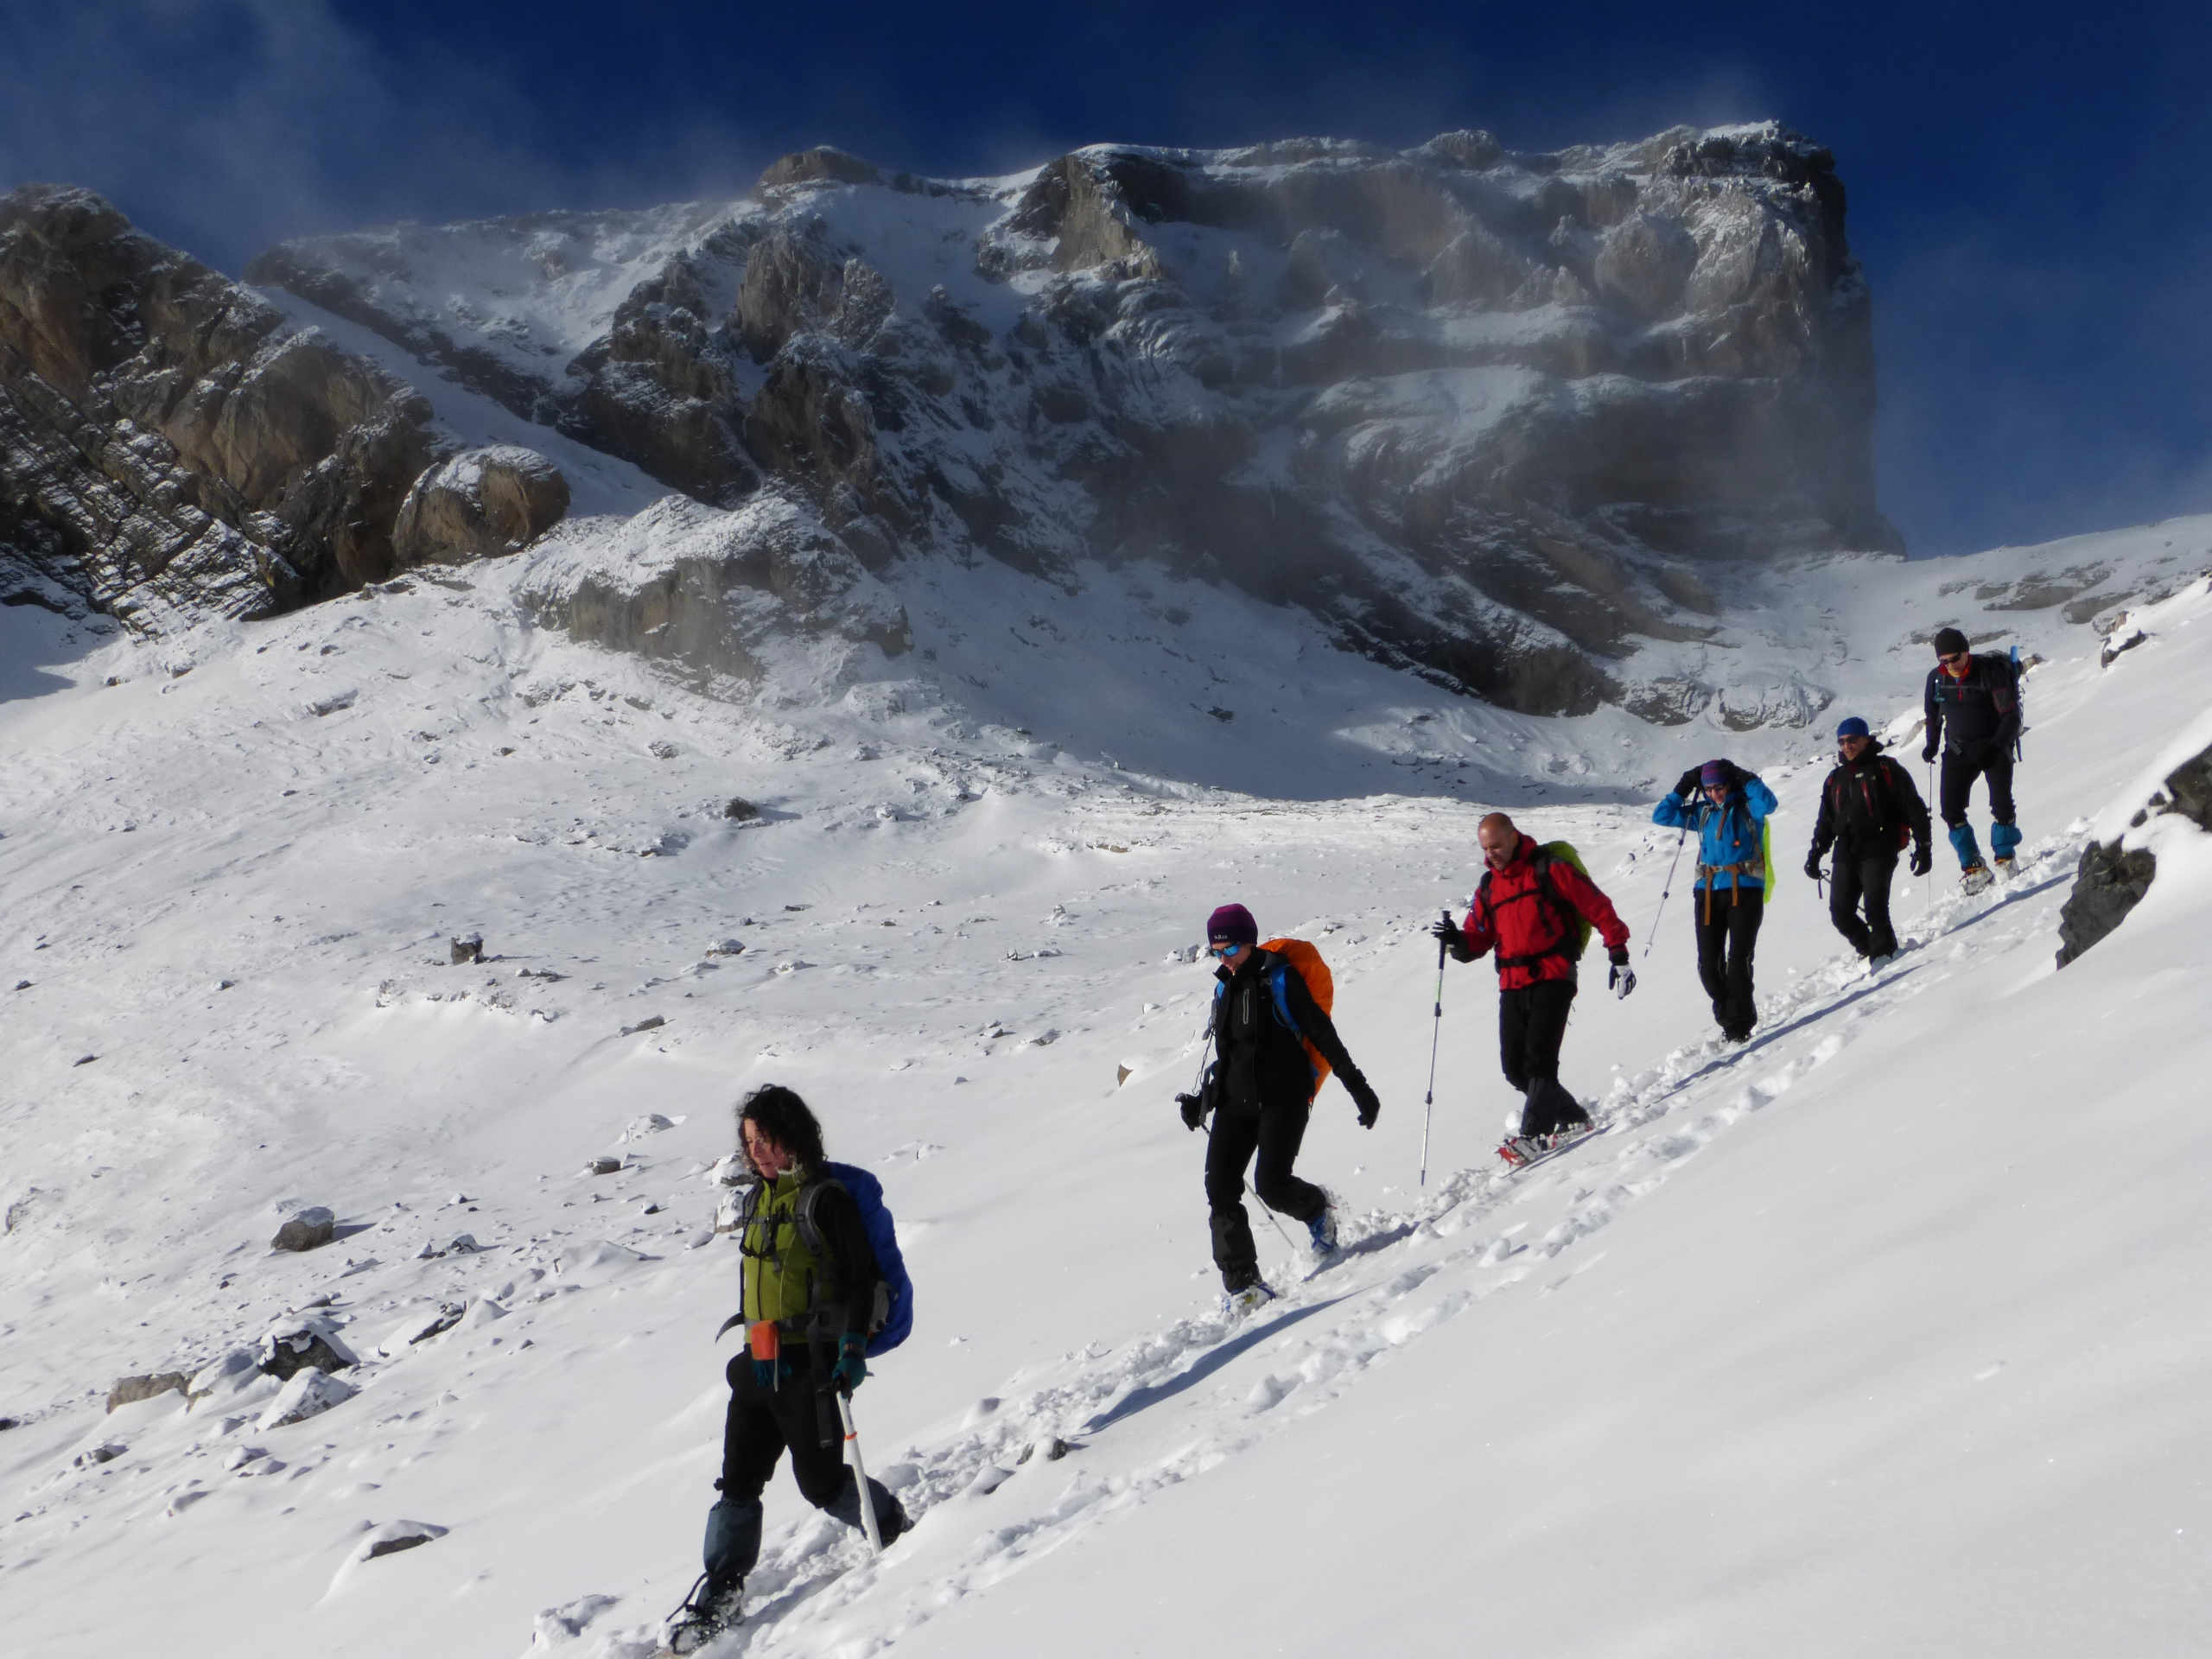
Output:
[516, 492, 911, 686]
[2056, 736, 2212, 966]
[391, 446, 569, 566]
[0, 185, 442, 628]
[246, 122, 1893, 717]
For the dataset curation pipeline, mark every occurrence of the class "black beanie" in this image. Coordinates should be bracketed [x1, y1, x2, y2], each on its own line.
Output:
[1932, 626, 1969, 656]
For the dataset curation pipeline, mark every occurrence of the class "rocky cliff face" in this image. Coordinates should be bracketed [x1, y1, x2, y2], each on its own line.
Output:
[0, 186, 447, 628]
[7, 124, 1900, 720]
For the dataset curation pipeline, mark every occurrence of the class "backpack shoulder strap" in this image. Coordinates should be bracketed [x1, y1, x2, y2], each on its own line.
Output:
[791, 1175, 851, 1270]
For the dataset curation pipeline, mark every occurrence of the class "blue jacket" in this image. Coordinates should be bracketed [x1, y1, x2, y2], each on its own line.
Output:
[1652, 777, 1777, 892]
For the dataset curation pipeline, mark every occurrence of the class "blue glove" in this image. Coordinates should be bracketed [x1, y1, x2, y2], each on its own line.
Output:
[830, 1336, 868, 1395]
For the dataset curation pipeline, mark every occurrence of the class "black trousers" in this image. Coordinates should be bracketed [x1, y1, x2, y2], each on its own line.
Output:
[1939, 747, 2015, 827]
[706, 1348, 898, 1590]
[1828, 848, 1899, 958]
[1498, 978, 1590, 1138]
[1205, 1100, 1325, 1284]
[1694, 885, 1764, 1037]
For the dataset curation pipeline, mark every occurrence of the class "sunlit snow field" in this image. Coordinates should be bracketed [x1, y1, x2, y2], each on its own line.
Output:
[3, 514, 2209, 1657]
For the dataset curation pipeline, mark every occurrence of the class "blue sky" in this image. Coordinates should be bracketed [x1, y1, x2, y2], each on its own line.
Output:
[4, 0, 2209, 556]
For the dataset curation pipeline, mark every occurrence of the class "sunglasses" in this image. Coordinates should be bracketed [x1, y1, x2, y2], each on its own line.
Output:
[1938, 652, 1967, 664]
[1207, 941, 1245, 958]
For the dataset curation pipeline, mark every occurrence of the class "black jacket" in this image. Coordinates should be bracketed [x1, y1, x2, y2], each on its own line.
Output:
[1207, 948, 1369, 1114]
[1810, 741, 1933, 858]
[1924, 654, 2020, 756]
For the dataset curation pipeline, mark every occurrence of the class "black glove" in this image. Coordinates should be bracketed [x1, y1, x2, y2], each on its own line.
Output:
[1673, 766, 1702, 802]
[1428, 916, 1462, 949]
[1804, 851, 1824, 882]
[1910, 842, 1932, 877]
[1345, 1075, 1380, 1129]
[1921, 742, 1938, 764]
[1177, 1092, 1205, 1131]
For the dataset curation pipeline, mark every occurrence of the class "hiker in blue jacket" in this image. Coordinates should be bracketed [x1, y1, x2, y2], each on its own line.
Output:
[1653, 759, 1778, 1042]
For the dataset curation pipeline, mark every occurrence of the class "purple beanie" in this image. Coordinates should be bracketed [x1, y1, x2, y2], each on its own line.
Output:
[1205, 903, 1259, 946]
[1700, 760, 1734, 788]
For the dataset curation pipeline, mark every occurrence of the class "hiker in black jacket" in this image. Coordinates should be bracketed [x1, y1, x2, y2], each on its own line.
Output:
[1806, 716, 1933, 966]
[1177, 903, 1381, 1306]
[1922, 626, 2023, 880]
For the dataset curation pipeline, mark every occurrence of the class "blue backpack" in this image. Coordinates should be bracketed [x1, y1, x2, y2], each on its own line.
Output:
[797, 1163, 913, 1357]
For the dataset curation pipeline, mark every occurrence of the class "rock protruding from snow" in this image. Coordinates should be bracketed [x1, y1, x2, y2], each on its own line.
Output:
[391, 445, 569, 567]
[258, 1313, 359, 1380]
[517, 492, 910, 689]
[270, 1205, 336, 1252]
[256, 1367, 358, 1429]
[105, 1371, 190, 1413]
[2056, 734, 2212, 967]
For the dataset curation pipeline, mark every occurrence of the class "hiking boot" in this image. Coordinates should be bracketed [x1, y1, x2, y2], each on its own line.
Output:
[1993, 855, 2016, 877]
[1960, 862, 1993, 894]
[1306, 1201, 1339, 1255]
[1866, 951, 1897, 972]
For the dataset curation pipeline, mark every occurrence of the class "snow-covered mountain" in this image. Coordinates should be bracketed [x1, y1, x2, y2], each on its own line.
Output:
[10, 119, 1899, 729]
[3, 484, 2209, 1656]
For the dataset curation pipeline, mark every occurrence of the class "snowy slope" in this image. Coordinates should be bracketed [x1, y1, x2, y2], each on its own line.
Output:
[2, 515, 2209, 1657]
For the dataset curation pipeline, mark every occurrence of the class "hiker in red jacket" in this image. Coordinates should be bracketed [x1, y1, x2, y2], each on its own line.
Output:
[1430, 812, 1634, 1142]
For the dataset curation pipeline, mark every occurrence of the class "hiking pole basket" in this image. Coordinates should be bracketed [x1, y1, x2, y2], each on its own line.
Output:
[1420, 918, 1448, 1186]
[835, 1390, 885, 1554]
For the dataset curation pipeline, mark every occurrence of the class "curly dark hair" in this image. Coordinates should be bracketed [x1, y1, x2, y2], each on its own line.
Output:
[735, 1084, 827, 1178]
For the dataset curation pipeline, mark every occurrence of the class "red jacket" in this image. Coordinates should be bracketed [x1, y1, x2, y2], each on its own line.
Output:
[1459, 842, 1631, 991]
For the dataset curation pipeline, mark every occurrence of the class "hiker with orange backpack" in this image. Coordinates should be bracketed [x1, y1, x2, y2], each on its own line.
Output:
[1175, 903, 1380, 1310]
[1653, 759, 1778, 1043]
[1430, 813, 1633, 1160]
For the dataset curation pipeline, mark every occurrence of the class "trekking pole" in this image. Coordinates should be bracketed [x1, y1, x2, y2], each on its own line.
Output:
[1420, 918, 1448, 1187]
[1643, 827, 1688, 960]
[1924, 758, 1936, 907]
[835, 1391, 885, 1554]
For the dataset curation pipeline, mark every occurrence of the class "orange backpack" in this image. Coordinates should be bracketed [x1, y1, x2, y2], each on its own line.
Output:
[1262, 938, 1336, 1097]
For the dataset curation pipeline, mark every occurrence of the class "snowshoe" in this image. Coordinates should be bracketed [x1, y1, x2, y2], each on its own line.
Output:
[1992, 855, 2016, 878]
[662, 1573, 743, 1656]
[1960, 863, 1994, 895]
[1224, 1281, 1276, 1316]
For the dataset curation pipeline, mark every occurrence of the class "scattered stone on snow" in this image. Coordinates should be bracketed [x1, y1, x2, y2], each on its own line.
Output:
[450, 932, 485, 964]
[723, 797, 761, 821]
[75, 1441, 128, 1467]
[270, 1205, 336, 1252]
[586, 1156, 624, 1176]
[105, 1371, 190, 1413]
[1116, 1064, 1134, 1086]
[257, 1313, 359, 1380]
[305, 687, 359, 717]
[620, 1014, 664, 1035]
[72, 1053, 96, 1066]
[621, 1113, 676, 1141]
[704, 938, 746, 957]
[415, 1233, 480, 1259]
[2100, 626, 2149, 669]
[376, 1304, 467, 1357]
[257, 1368, 358, 1429]
[357, 1518, 449, 1560]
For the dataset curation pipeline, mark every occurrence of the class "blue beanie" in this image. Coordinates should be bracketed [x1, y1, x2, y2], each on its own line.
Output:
[1835, 716, 1871, 739]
